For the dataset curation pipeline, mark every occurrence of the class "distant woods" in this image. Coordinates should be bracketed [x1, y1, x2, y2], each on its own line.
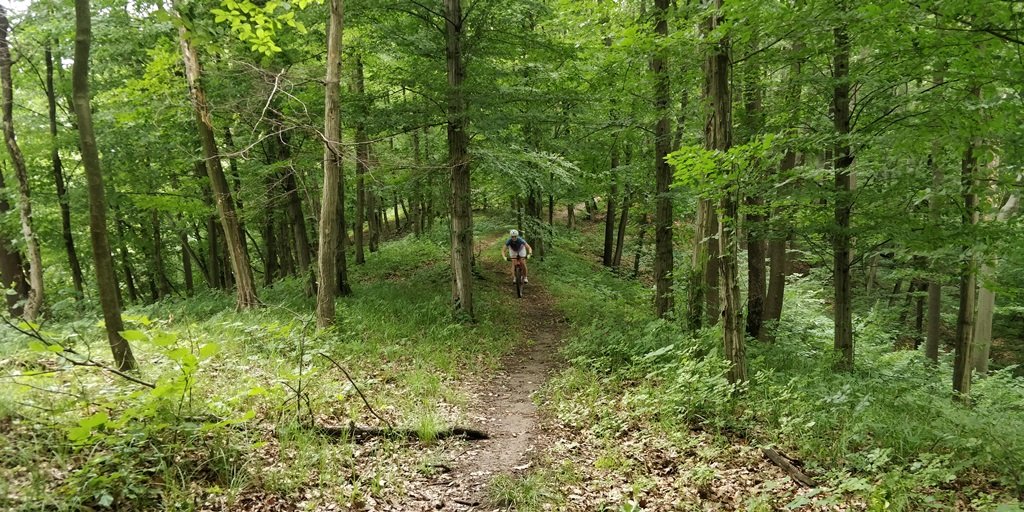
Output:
[1, 0, 1023, 398]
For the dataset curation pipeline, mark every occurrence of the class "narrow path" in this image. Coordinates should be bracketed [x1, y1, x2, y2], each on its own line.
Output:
[408, 243, 566, 510]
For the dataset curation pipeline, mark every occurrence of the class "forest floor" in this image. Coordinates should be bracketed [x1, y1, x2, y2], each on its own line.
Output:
[398, 237, 566, 510]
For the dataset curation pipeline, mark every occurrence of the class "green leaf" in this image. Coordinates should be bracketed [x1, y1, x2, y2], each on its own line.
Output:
[79, 411, 109, 429]
[121, 330, 147, 342]
[198, 343, 220, 360]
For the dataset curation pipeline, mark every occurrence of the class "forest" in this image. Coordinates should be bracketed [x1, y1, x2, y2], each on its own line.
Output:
[1, 0, 1024, 510]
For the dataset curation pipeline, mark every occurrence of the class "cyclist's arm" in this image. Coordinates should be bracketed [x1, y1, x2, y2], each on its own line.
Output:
[525, 242, 533, 254]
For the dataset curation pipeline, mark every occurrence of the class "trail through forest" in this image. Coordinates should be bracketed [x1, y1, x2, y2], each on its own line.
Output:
[404, 240, 565, 510]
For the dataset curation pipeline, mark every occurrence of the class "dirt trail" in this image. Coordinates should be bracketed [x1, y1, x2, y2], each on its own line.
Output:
[405, 244, 566, 510]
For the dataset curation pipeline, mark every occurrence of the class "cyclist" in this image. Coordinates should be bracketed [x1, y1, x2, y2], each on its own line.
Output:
[501, 229, 533, 283]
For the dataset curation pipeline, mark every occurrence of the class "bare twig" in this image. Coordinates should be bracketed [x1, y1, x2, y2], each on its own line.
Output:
[317, 352, 394, 430]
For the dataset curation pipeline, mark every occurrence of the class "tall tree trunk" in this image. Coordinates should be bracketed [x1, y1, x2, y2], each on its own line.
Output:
[0, 8, 44, 320]
[832, 19, 854, 371]
[263, 181, 279, 286]
[0, 157, 28, 316]
[446, 0, 474, 320]
[566, 204, 575, 229]
[223, 127, 248, 258]
[71, 0, 137, 369]
[634, 212, 649, 279]
[652, 0, 673, 319]
[115, 214, 140, 304]
[705, 0, 744, 383]
[603, 143, 618, 267]
[354, 79, 366, 263]
[741, 41, 766, 340]
[175, 10, 259, 310]
[972, 188, 1019, 373]
[316, 0, 345, 328]
[926, 153, 944, 362]
[151, 209, 171, 298]
[613, 187, 630, 268]
[46, 44, 85, 298]
[283, 169, 312, 290]
[181, 230, 194, 296]
[954, 122, 981, 397]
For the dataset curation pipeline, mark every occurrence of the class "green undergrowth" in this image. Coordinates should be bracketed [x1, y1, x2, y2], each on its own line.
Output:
[0, 219, 515, 511]
[538, 226, 1024, 511]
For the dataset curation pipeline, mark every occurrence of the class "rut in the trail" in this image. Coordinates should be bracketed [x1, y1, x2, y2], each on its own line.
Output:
[427, 253, 566, 510]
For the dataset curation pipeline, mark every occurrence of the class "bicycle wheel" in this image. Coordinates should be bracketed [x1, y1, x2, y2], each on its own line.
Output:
[515, 263, 523, 298]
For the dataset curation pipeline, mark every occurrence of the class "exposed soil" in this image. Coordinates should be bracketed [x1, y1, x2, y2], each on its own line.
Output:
[398, 243, 566, 510]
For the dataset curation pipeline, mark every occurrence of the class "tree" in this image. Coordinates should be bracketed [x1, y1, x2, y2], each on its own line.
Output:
[0, 6, 45, 320]
[71, 0, 137, 371]
[316, 0, 345, 328]
[705, 0, 745, 384]
[445, 0, 474, 320]
[831, 11, 854, 371]
[174, 6, 259, 310]
[652, 0, 673, 319]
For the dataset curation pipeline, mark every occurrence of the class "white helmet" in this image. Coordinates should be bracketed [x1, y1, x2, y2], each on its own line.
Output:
[510, 229, 519, 237]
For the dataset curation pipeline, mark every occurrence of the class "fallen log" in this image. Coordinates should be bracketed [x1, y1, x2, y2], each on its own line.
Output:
[315, 423, 489, 443]
[762, 447, 817, 487]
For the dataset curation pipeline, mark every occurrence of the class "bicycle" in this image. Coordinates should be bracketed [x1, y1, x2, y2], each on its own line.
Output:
[507, 254, 529, 298]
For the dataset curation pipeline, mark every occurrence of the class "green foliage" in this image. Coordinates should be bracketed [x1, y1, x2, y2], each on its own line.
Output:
[541, 226, 1024, 510]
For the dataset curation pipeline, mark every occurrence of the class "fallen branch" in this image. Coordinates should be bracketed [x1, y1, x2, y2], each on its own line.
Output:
[762, 447, 817, 487]
[315, 423, 489, 444]
[316, 352, 393, 429]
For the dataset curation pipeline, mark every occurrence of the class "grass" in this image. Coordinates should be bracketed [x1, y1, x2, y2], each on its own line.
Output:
[0, 217, 519, 510]
[534, 220, 1024, 511]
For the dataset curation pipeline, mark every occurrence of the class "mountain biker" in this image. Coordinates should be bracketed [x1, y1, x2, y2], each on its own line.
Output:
[501, 229, 533, 283]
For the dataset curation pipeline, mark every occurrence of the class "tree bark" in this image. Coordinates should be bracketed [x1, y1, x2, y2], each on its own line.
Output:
[445, 0, 474, 320]
[705, 0, 744, 383]
[972, 189, 1019, 373]
[742, 43, 766, 340]
[71, 0, 137, 370]
[832, 19, 854, 371]
[46, 44, 85, 299]
[0, 153, 28, 316]
[151, 209, 171, 298]
[316, 0, 345, 328]
[652, 0, 673, 319]
[613, 187, 630, 268]
[0, 8, 44, 320]
[634, 212, 649, 279]
[176, 10, 259, 309]
[954, 132, 979, 398]
[926, 150, 943, 362]
[603, 141, 619, 267]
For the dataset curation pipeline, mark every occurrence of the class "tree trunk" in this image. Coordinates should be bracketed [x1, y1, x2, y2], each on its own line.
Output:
[315, 0, 345, 327]
[705, 0, 744, 383]
[954, 131, 980, 398]
[223, 127, 248, 258]
[832, 20, 854, 371]
[0, 8, 44, 320]
[742, 43, 766, 340]
[972, 188, 1019, 373]
[354, 59, 367, 263]
[0, 157, 28, 316]
[446, 0, 474, 320]
[634, 212, 649, 279]
[567, 204, 575, 229]
[603, 143, 619, 267]
[71, 0, 137, 370]
[926, 150, 943, 362]
[283, 169, 313, 290]
[263, 182, 278, 286]
[652, 0, 673, 319]
[181, 230, 194, 296]
[46, 44, 85, 299]
[151, 209, 171, 298]
[176, 10, 259, 310]
[613, 187, 630, 268]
